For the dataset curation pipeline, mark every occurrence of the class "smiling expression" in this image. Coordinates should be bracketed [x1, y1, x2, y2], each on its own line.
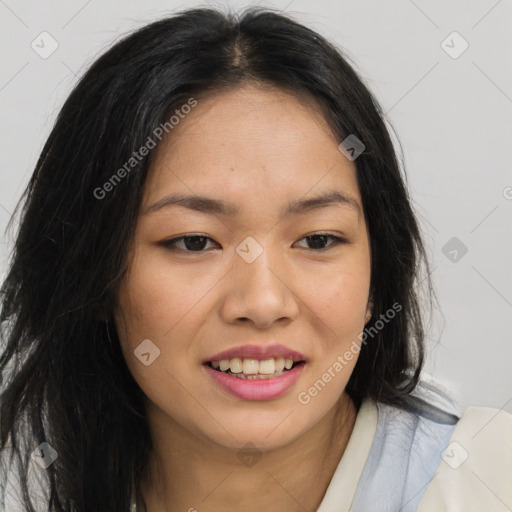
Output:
[114, 82, 372, 450]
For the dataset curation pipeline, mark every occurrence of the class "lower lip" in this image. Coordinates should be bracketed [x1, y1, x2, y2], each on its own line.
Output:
[203, 363, 305, 401]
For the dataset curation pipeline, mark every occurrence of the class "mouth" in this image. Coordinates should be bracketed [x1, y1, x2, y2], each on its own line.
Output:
[203, 356, 307, 401]
[204, 357, 306, 380]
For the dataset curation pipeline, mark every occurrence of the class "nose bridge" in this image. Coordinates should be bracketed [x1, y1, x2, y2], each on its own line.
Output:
[221, 237, 298, 326]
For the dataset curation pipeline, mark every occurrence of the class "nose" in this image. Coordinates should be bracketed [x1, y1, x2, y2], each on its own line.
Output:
[220, 245, 299, 329]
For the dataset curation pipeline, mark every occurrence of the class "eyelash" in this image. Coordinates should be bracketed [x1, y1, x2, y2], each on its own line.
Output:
[160, 232, 347, 253]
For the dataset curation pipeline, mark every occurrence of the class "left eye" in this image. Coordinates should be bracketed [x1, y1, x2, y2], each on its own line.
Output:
[294, 233, 346, 250]
[160, 233, 345, 253]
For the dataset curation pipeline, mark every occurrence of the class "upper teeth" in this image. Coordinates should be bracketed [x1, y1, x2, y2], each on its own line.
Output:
[212, 357, 295, 374]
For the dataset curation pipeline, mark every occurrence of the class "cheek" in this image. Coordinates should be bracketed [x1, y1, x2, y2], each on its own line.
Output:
[114, 253, 203, 415]
[114, 248, 223, 404]
[296, 260, 370, 333]
[292, 252, 370, 395]
[115, 248, 210, 343]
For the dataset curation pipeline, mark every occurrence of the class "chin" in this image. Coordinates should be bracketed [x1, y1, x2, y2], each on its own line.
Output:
[199, 413, 308, 452]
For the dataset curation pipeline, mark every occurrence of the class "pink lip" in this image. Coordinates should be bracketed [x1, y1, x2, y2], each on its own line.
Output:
[203, 362, 306, 400]
[204, 344, 306, 363]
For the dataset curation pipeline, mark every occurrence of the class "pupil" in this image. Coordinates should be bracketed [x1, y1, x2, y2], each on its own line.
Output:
[307, 235, 327, 249]
[185, 236, 207, 251]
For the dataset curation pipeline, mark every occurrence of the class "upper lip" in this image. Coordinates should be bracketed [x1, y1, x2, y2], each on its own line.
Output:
[204, 344, 307, 363]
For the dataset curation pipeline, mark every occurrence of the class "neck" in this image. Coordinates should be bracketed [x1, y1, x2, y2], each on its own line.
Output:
[139, 392, 357, 512]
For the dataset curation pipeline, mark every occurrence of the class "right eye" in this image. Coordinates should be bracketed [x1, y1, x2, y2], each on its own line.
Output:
[159, 234, 220, 253]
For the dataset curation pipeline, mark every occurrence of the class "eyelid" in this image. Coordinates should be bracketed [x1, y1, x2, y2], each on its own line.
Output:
[293, 232, 348, 250]
[159, 232, 348, 252]
[159, 234, 219, 251]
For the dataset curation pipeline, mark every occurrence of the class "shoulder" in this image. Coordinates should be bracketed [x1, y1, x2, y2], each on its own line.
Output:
[351, 375, 511, 512]
[350, 378, 462, 512]
[371, 376, 464, 462]
[418, 403, 512, 511]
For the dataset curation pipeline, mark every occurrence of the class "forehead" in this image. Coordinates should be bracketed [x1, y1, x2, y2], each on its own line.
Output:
[142, 84, 361, 215]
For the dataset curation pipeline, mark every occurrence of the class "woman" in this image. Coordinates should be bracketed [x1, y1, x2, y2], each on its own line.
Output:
[1, 6, 510, 512]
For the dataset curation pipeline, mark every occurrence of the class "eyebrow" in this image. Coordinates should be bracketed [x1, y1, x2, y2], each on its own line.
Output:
[143, 190, 361, 218]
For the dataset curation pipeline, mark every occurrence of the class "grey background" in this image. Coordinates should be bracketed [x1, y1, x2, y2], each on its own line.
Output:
[1, 0, 511, 413]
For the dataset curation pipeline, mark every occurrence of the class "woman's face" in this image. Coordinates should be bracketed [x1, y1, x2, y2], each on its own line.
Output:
[115, 83, 371, 450]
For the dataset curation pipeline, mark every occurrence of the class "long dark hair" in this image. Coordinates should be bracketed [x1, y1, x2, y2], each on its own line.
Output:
[0, 6, 431, 511]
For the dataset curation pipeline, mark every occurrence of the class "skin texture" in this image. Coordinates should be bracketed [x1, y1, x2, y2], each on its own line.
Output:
[114, 82, 372, 512]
